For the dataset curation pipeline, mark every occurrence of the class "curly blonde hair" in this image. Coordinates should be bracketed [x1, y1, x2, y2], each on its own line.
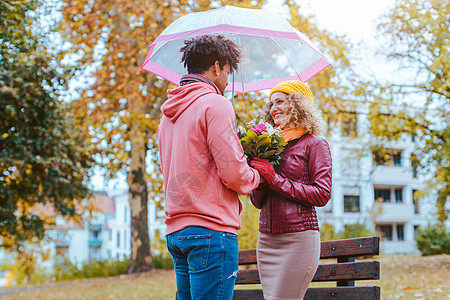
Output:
[263, 92, 326, 135]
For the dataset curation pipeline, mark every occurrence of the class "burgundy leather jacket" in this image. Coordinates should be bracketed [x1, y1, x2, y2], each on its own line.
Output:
[250, 134, 332, 234]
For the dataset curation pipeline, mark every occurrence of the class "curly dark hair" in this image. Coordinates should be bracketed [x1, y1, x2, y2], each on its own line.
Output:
[180, 35, 241, 74]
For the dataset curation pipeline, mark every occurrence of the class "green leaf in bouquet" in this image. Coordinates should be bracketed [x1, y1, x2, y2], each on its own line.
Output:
[241, 141, 250, 152]
[246, 129, 258, 142]
[240, 136, 252, 144]
[258, 133, 269, 139]
[259, 150, 276, 158]
[250, 144, 258, 156]
[256, 137, 271, 149]
[242, 142, 257, 157]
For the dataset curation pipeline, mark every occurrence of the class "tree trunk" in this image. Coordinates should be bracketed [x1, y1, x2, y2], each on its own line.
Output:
[127, 137, 153, 273]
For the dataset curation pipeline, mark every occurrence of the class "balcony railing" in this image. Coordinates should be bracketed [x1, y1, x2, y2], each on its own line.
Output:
[89, 239, 102, 247]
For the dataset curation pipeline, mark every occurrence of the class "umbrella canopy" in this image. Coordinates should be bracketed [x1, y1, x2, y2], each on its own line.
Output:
[141, 5, 331, 93]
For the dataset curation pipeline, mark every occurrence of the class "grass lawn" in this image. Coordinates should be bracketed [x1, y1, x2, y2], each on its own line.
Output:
[1, 255, 448, 300]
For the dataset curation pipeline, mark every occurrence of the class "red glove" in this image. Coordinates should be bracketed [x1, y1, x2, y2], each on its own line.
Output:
[251, 157, 276, 184]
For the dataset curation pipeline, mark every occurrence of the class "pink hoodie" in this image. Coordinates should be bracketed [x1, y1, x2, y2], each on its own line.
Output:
[158, 82, 260, 235]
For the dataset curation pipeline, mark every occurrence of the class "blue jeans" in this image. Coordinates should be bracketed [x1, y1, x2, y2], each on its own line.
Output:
[166, 226, 239, 300]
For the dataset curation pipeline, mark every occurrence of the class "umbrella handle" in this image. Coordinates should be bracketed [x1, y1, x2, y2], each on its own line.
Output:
[232, 72, 235, 107]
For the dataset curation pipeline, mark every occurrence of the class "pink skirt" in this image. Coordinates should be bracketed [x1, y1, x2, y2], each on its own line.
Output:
[257, 230, 320, 300]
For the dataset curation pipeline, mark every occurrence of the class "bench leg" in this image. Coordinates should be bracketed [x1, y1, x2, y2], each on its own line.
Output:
[337, 257, 355, 286]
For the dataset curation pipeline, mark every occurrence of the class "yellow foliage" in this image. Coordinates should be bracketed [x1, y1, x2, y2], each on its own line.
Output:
[238, 195, 260, 250]
[371, 0, 449, 223]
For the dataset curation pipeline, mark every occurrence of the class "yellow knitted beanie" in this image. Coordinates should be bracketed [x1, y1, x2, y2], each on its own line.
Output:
[269, 80, 314, 101]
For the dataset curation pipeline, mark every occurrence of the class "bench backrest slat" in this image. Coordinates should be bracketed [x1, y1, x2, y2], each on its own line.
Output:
[234, 287, 381, 300]
[238, 237, 380, 265]
[235, 261, 379, 285]
[320, 237, 380, 259]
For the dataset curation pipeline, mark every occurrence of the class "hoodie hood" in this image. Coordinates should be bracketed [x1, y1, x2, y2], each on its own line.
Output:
[161, 82, 216, 122]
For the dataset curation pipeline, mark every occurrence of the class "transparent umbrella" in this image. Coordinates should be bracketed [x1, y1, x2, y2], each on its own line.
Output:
[141, 5, 331, 93]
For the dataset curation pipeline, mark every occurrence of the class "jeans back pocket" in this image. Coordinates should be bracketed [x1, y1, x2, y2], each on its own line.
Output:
[178, 234, 212, 271]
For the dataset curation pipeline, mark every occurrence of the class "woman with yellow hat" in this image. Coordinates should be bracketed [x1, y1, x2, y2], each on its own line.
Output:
[250, 80, 332, 300]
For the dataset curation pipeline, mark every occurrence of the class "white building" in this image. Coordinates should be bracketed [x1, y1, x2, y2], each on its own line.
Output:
[46, 190, 165, 267]
[316, 103, 438, 254]
[45, 192, 116, 267]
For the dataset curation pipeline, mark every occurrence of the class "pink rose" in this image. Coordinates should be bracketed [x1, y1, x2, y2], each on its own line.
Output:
[250, 123, 268, 135]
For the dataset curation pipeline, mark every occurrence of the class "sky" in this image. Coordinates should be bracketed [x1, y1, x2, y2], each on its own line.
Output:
[292, 0, 395, 43]
[91, 0, 397, 192]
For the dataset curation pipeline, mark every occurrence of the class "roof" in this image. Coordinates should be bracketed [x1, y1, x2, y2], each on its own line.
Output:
[89, 192, 116, 215]
[30, 192, 116, 230]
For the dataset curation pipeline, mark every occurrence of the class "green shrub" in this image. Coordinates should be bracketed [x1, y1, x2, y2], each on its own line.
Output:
[338, 223, 377, 239]
[53, 259, 128, 281]
[320, 222, 377, 241]
[152, 254, 174, 270]
[415, 225, 450, 256]
[320, 223, 338, 241]
[80, 259, 128, 278]
[52, 262, 82, 281]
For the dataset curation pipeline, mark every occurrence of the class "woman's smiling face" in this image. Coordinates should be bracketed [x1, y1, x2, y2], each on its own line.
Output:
[269, 92, 289, 129]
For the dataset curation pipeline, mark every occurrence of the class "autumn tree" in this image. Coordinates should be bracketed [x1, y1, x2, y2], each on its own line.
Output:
[59, 0, 266, 273]
[365, 0, 449, 224]
[0, 0, 94, 280]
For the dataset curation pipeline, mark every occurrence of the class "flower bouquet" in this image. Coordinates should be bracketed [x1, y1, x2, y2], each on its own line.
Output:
[238, 120, 287, 165]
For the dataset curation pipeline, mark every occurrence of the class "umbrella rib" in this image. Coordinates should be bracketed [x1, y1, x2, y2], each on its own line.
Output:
[231, 32, 245, 94]
[270, 37, 302, 82]
[238, 34, 245, 94]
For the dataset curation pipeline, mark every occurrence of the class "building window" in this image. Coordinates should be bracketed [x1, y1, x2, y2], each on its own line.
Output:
[372, 147, 402, 167]
[374, 187, 404, 203]
[109, 229, 112, 241]
[56, 230, 66, 240]
[395, 188, 403, 203]
[412, 190, 420, 214]
[374, 189, 391, 203]
[414, 225, 420, 238]
[341, 112, 358, 137]
[124, 230, 127, 249]
[397, 224, 404, 241]
[117, 232, 121, 248]
[124, 207, 127, 223]
[392, 152, 402, 166]
[344, 195, 360, 212]
[376, 225, 393, 241]
[91, 230, 99, 240]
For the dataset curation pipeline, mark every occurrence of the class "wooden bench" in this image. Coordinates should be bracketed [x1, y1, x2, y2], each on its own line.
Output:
[234, 236, 380, 300]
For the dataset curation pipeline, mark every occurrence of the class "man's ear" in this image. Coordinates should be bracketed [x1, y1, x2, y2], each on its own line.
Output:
[214, 60, 221, 76]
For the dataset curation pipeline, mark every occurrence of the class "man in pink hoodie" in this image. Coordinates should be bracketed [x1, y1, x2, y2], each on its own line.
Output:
[158, 35, 261, 300]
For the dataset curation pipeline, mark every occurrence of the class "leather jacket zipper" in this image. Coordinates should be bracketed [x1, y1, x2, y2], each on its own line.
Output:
[270, 197, 273, 232]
